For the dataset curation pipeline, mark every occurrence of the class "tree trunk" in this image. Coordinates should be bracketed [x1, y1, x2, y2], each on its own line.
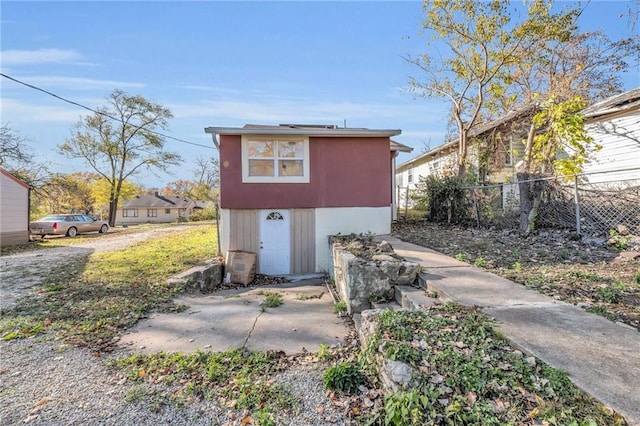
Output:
[518, 172, 542, 236]
[108, 199, 118, 227]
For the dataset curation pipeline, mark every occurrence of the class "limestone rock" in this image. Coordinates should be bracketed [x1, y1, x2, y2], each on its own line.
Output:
[377, 241, 394, 253]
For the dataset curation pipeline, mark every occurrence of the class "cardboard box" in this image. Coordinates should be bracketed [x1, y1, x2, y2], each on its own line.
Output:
[225, 250, 257, 285]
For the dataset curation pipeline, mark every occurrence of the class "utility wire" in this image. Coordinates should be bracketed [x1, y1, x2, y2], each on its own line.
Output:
[1, 72, 215, 150]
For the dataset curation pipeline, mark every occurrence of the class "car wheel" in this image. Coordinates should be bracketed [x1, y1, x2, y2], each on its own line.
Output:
[99, 224, 108, 234]
[67, 227, 78, 237]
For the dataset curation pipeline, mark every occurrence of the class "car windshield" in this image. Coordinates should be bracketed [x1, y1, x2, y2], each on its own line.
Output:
[39, 215, 67, 221]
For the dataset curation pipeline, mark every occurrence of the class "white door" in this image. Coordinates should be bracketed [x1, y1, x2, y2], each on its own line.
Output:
[259, 210, 291, 275]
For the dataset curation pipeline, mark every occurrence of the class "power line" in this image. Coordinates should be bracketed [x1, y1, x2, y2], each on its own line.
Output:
[1, 72, 215, 150]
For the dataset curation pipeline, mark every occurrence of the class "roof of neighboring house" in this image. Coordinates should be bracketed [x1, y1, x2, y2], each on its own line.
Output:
[582, 87, 640, 120]
[205, 123, 401, 138]
[390, 139, 413, 153]
[0, 168, 30, 190]
[397, 104, 537, 172]
[122, 193, 202, 209]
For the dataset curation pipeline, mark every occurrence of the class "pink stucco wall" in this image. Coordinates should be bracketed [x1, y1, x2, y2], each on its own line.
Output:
[219, 135, 392, 209]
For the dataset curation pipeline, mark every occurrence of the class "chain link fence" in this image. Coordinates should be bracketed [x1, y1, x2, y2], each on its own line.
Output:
[397, 168, 640, 236]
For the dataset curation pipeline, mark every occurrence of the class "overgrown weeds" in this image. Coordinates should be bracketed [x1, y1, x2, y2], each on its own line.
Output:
[111, 348, 298, 425]
[359, 307, 626, 425]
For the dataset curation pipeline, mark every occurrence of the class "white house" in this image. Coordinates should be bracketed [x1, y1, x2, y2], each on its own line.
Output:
[580, 88, 640, 186]
[0, 168, 30, 246]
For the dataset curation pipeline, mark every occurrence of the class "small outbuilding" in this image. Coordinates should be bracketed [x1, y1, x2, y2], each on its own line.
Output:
[0, 168, 30, 246]
[205, 123, 408, 275]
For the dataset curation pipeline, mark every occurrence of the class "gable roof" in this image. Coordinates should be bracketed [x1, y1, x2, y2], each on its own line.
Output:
[582, 88, 640, 120]
[205, 123, 401, 138]
[0, 168, 30, 190]
[397, 104, 537, 172]
[390, 139, 413, 153]
[123, 193, 201, 209]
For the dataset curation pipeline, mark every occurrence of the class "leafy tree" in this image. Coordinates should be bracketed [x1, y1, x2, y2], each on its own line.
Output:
[59, 90, 181, 226]
[1, 123, 32, 168]
[408, 0, 524, 176]
[163, 156, 219, 202]
[91, 178, 142, 220]
[190, 156, 219, 202]
[163, 179, 195, 198]
[0, 123, 50, 188]
[499, 1, 639, 233]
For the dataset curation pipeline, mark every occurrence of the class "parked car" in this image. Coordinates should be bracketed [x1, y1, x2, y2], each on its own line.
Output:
[29, 214, 109, 238]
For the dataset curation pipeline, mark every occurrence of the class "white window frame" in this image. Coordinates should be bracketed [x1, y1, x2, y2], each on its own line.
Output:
[123, 209, 138, 217]
[241, 135, 310, 183]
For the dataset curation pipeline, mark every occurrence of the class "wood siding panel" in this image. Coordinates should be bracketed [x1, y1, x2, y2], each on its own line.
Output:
[229, 209, 259, 254]
[584, 111, 640, 182]
[0, 172, 29, 245]
[291, 209, 315, 274]
[220, 135, 391, 209]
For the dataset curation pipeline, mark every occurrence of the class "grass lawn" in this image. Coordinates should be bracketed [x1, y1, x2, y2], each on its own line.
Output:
[0, 223, 217, 351]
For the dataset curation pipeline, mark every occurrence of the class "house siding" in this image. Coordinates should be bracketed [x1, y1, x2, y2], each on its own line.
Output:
[115, 207, 186, 225]
[219, 135, 391, 209]
[583, 109, 640, 185]
[0, 170, 29, 246]
[227, 209, 260, 254]
[221, 208, 316, 274]
[291, 209, 315, 274]
[315, 206, 391, 272]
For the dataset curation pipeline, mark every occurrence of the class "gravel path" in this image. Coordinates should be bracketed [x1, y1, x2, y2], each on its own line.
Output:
[0, 227, 354, 425]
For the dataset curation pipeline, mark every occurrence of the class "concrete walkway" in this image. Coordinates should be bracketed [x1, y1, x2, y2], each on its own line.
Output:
[119, 278, 353, 355]
[379, 235, 640, 426]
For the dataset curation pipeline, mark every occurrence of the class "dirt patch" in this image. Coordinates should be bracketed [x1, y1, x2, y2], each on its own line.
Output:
[392, 221, 640, 331]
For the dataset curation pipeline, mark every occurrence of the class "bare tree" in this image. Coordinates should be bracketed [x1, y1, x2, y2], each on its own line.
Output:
[59, 90, 181, 226]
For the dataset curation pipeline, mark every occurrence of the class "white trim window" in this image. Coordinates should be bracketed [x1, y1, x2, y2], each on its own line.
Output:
[241, 135, 310, 183]
[123, 209, 138, 217]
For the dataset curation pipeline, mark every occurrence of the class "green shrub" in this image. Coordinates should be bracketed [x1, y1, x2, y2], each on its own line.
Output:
[323, 361, 365, 394]
[411, 174, 475, 224]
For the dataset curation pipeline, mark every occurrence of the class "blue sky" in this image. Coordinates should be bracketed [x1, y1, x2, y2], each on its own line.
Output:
[1, 1, 638, 188]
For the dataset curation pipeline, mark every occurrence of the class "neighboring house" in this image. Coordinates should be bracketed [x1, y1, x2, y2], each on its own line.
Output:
[580, 88, 640, 186]
[204, 123, 407, 275]
[115, 192, 204, 225]
[0, 168, 30, 246]
[396, 105, 536, 195]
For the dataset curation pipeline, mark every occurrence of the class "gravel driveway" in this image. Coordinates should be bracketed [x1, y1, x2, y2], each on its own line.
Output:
[0, 227, 353, 425]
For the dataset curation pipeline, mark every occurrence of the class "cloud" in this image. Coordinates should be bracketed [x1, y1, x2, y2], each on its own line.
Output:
[1, 48, 84, 65]
[0, 97, 87, 124]
[170, 97, 444, 126]
[8, 75, 145, 90]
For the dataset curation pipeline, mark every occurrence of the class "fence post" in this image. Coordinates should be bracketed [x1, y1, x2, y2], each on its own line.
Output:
[404, 186, 409, 221]
[574, 175, 581, 236]
[472, 189, 480, 228]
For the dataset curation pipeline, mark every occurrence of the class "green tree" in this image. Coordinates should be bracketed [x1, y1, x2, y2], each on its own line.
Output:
[500, 1, 639, 233]
[408, 0, 524, 176]
[91, 178, 142, 220]
[59, 90, 181, 226]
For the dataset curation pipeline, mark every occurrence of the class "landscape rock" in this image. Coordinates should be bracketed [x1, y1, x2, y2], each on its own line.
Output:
[377, 241, 394, 253]
[380, 359, 413, 391]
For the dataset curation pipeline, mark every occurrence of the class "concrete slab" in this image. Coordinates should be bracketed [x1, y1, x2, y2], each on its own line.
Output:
[119, 280, 353, 355]
[486, 303, 640, 425]
[421, 266, 554, 307]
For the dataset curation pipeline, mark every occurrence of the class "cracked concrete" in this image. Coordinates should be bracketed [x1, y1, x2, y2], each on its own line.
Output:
[119, 278, 353, 355]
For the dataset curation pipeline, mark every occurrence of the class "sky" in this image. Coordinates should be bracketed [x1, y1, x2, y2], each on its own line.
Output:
[1, 1, 638, 189]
